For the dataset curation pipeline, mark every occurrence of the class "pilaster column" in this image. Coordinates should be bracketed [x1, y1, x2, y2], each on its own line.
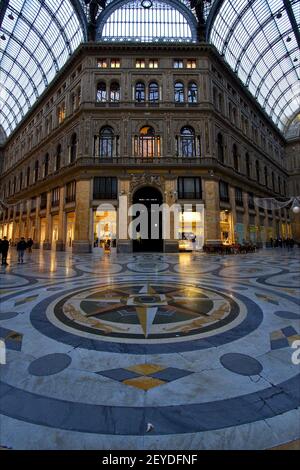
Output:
[12, 206, 17, 243]
[117, 178, 132, 253]
[204, 178, 220, 241]
[43, 192, 52, 250]
[19, 204, 25, 237]
[243, 192, 250, 242]
[291, 212, 300, 241]
[25, 201, 30, 239]
[229, 186, 236, 244]
[55, 187, 65, 251]
[164, 177, 178, 252]
[34, 197, 40, 248]
[255, 203, 260, 245]
[73, 179, 91, 253]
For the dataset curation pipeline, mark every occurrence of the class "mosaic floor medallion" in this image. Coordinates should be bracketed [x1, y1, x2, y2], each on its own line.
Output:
[1, 249, 299, 449]
[47, 281, 246, 344]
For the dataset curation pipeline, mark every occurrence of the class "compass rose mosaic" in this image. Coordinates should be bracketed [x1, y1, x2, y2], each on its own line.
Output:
[48, 281, 245, 344]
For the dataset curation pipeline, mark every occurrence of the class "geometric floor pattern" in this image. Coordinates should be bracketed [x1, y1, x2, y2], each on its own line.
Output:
[0, 248, 300, 449]
[96, 364, 193, 390]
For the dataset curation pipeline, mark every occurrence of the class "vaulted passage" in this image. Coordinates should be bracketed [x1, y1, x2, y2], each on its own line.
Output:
[132, 186, 163, 252]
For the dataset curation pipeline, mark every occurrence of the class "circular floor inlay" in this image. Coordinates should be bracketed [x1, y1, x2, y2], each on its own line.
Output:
[220, 353, 263, 376]
[273, 311, 300, 320]
[127, 261, 169, 272]
[49, 281, 242, 344]
[0, 311, 19, 320]
[28, 353, 71, 376]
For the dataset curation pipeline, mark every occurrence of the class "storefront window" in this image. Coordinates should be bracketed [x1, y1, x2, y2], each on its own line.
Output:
[220, 210, 233, 244]
[178, 208, 204, 251]
[94, 209, 117, 251]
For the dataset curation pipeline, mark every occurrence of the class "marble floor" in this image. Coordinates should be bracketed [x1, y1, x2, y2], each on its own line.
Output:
[0, 248, 299, 450]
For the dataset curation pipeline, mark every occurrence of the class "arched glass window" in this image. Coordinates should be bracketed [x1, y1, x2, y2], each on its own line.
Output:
[100, 1, 194, 43]
[180, 126, 196, 158]
[217, 133, 224, 163]
[26, 167, 30, 187]
[44, 153, 49, 177]
[218, 93, 223, 113]
[96, 82, 107, 102]
[188, 82, 198, 103]
[256, 160, 260, 182]
[246, 153, 250, 178]
[110, 82, 120, 102]
[264, 166, 268, 187]
[135, 82, 145, 102]
[34, 160, 39, 182]
[213, 87, 217, 106]
[149, 82, 159, 103]
[233, 144, 239, 171]
[56, 144, 62, 171]
[278, 176, 281, 194]
[70, 133, 77, 163]
[174, 82, 184, 103]
[134, 126, 160, 158]
[99, 126, 114, 158]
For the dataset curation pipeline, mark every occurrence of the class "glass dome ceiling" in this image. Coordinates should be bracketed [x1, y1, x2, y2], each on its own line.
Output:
[208, 0, 300, 131]
[0, 0, 84, 137]
[0, 0, 299, 139]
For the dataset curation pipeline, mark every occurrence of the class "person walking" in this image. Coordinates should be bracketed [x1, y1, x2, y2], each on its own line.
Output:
[27, 238, 33, 253]
[17, 237, 27, 264]
[1, 236, 9, 266]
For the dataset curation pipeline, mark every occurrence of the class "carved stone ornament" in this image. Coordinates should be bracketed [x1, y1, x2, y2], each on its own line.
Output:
[130, 173, 162, 192]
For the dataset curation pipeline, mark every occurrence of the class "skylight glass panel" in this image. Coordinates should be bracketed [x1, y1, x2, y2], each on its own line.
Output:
[100, 1, 194, 42]
[0, 0, 83, 137]
[209, 0, 300, 130]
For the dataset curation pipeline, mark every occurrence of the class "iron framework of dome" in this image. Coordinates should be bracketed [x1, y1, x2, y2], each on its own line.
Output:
[0, 0, 299, 138]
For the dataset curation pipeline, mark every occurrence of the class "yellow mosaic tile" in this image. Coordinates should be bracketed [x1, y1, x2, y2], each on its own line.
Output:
[123, 376, 166, 391]
[5, 331, 22, 342]
[127, 363, 165, 375]
[255, 293, 278, 303]
[271, 331, 284, 340]
[287, 335, 300, 345]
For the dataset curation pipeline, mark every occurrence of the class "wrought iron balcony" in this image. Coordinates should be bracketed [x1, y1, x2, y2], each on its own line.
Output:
[78, 156, 213, 167]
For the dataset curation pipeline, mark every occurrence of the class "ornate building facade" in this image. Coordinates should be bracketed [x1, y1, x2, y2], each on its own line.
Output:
[1, 41, 296, 252]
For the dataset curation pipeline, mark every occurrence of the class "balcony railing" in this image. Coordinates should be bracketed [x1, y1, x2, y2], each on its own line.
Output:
[84, 156, 213, 166]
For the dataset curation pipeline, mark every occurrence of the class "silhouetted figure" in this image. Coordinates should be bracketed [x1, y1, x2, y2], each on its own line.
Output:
[17, 237, 27, 264]
[1, 236, 9, 265]
[27, 238, 33, 253]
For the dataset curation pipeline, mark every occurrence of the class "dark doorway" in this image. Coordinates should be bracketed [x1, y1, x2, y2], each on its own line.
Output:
[132, 186, 163, 252]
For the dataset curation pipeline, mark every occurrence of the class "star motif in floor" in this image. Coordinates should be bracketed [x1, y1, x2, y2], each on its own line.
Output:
[74, 283, 224, 338]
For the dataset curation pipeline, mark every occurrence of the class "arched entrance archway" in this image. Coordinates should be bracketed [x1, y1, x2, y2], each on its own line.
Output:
[132, 186, 163, 252]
